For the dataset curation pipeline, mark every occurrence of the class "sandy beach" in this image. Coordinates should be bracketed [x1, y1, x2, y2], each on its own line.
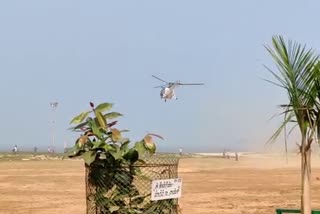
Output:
[1, 153, 320, 214]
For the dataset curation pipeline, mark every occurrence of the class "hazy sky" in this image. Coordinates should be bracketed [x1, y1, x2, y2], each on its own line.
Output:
[0, 0, 319, 152]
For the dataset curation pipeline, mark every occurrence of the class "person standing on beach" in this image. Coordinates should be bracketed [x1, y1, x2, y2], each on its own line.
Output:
[12, 145, 18, 153]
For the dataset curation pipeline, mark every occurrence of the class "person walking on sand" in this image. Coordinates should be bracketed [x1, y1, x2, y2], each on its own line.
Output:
[12, 145, 18, 153]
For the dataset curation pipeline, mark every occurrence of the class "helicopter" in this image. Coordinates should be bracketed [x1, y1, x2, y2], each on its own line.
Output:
[152, 75, 204, 102]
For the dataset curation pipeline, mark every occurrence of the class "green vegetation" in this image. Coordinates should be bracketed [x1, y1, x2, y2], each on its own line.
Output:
[265, 35, 320, 214]
[66, 102, 177, 214]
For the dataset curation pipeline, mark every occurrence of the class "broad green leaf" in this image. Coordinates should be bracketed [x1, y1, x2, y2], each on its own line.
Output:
[128, 209, 143, 214]
[98, 153, 107, 159]
[110, 150, 122, 160]
[82, 151, 96, 166]
[120, 140, 130, 151]
[90, 119, 102, 138]
[111, 128, 121, 142]
[143, 135, 156, 154]
[92, 141, 105, 149]
[103, 143, 114, 151]
[95, 110, 107, 130]
[69, 121, 88, 131]
[104, 112, 123, 120]
[109, 144, 122, 159]
[130, 166, 143, 176]
[112, 189, 128, 200]
[70, 111, 91, 124]
[114, 172, 132, 186]
[147, 143, 156, 154]
[118, 138, 130, 144]
[131, 196, 145, 205]
[95, 103, 113, 113]
[136, 159, 146, 164]
[134, 141, 147, 155]
[64, 146, 80, 158]
[109, 206, 120, 213]
[70, 117, 93, 131]
[123, 148, 139, 164]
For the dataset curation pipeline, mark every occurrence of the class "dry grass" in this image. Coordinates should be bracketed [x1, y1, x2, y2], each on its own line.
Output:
[1, 153, 320, 213]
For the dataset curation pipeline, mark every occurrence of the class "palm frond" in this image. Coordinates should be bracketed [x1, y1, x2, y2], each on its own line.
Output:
[265, 35, 320, 145]
[267, 110, 295, 144]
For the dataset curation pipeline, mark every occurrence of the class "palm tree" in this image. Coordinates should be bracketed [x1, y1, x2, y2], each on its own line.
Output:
[265, 35, 320, 214]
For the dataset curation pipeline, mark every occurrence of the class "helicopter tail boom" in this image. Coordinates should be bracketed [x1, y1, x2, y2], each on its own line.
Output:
[177, 83, 204, 85]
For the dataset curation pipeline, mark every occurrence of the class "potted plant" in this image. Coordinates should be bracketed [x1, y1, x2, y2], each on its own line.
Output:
[66, 102, 179, 214]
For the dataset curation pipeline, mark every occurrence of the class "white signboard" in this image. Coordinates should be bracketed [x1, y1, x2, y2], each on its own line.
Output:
[151, 178, 182, 201]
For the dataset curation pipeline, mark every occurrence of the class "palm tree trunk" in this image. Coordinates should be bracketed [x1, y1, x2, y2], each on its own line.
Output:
[301, 135, 312, 214]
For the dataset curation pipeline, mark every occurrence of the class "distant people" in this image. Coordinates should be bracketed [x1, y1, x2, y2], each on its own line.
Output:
[226, 151, 230, 159]
[47, 147, 53, 153]
[179, 148, 183, 156]
[12, 145, 18, 153]
[34, 146, 38, 153]
[235, 152, 239, 161]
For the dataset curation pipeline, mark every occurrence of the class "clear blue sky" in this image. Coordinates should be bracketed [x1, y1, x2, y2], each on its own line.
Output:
[0, 0, 319, 153]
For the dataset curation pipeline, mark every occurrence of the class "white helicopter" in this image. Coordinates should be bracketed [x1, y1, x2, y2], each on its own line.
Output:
[152, 75, 204, 102]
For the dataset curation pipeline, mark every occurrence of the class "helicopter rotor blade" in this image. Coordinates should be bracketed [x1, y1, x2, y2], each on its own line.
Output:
[152, 75, 169, 84]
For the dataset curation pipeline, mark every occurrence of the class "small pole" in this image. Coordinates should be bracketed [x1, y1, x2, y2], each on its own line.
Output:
[50, 102, 58, 153]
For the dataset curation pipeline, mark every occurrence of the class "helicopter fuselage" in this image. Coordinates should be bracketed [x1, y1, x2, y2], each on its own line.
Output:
[160, 84, 178, 101]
